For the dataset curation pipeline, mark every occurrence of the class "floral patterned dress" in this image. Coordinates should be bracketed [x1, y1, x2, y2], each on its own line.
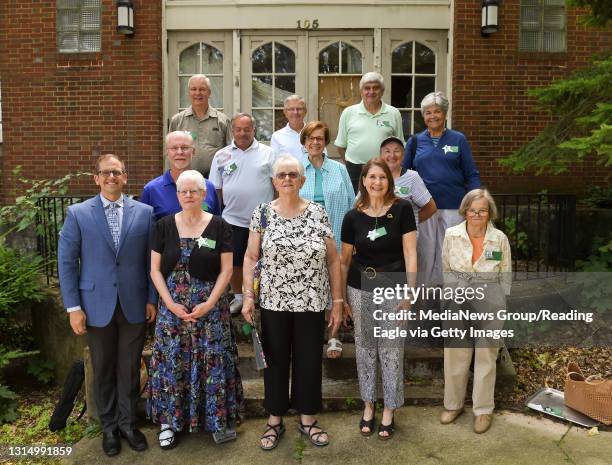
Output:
[147, 238, 243, 433]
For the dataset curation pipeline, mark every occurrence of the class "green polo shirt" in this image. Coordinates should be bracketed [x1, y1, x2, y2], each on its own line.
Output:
[334, 101, 404, 165]
[169, 105, 232, 175]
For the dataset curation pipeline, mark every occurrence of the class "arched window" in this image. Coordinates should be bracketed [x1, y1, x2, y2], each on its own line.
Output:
[178, 43, 224, 110]
[251, 41, 296, 142]
[391, 41, 436, 135]
[319, 41, 362, 75]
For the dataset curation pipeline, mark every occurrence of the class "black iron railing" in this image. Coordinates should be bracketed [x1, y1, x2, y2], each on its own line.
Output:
[35, 193, 576, 282]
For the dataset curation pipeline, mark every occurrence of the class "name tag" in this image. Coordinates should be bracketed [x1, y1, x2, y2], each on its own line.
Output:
[224, 162, 238, 175]
[376, 120, 391, 128]
[442, 145, 459, 154]
[485, 249, 502, 261]
[367, 226, 387, 241]
[197, 237, 217, 249]
[395, 186, 410, 196]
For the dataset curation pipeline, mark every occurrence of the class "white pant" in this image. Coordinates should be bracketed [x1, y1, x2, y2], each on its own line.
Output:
[417, 209, 463, 286]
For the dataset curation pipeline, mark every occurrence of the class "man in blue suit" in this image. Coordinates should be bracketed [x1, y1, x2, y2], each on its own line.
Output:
[58, 154, 157, 456]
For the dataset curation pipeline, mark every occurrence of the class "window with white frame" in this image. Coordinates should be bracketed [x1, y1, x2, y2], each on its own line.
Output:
[57, 0, 101, 53]
[520, 0, 566, 52]
[179, 43, 224, 111]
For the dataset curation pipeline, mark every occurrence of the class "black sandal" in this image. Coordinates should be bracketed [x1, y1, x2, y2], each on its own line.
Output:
[260, 420, 285, 451]
[298, 420, 329, 447]
[378, 420, 395, 441]
[158, 426, 177, 450]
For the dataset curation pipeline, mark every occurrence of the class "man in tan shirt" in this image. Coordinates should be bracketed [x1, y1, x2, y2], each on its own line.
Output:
[169, 74, 231, 177]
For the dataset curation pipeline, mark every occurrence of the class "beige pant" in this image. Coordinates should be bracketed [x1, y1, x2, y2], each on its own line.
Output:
[443, 346, 499, 415]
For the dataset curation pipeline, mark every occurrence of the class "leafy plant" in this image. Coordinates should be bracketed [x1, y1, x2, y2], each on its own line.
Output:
[344, 397, 357, 409]
[27, 357, 55, 385]
[579, 185, 612, 208]
[0, 348, 36, 424]
[499, 217, 529, 258]
[293, 436, 306, 463]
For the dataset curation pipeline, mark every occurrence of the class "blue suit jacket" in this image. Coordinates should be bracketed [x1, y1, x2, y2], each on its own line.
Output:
[58, 194, 157, 327]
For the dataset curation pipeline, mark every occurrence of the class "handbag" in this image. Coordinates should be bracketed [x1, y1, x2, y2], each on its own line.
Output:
[252, 204, 269, 303]
[564, 362, 612, 425]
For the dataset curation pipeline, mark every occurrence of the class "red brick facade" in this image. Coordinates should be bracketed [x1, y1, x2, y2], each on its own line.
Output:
[0, 0, 163, 202]
[0, 1, 609, 203]
[452, 1, 611, 193]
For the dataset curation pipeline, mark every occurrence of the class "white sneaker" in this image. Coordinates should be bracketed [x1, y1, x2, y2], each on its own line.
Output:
[230, 297, 243, 315]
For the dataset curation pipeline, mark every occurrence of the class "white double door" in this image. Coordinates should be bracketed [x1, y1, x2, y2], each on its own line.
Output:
[168, 29, 447, 156]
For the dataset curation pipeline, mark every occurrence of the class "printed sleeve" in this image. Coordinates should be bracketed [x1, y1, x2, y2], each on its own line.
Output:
[317, 206, 334, 239]
[151, 218, 166, 254]
[399, 201, 417, 234]
[334, 109, 348, 148]
[340, 210, 356, 245]
[220, 218, 233, 253]
[249, 203, 264, 233]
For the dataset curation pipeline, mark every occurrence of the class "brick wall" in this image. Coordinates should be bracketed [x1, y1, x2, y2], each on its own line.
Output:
[0, 0, 163, 202]
[452, 1, 611, 194]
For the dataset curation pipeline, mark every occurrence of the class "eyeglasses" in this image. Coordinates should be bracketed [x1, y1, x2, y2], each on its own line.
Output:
[275, 171, 300, 180]
[168, 146, 194, 153]
[306, 136, 325, 143]
[97, 169, 125, 177]
[466, 209, 489, 217]
[177, 189, 202, 196]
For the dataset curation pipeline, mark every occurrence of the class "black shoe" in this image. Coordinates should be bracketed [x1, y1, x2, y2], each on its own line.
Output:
[102, 429, 121, 457]
[119, 427, 148, 451]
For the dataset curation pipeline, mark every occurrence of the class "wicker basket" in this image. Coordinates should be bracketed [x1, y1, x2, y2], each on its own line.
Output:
[565, 362, 612, 425]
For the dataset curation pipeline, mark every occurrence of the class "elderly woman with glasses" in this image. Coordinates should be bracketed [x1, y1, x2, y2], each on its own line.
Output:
[242, 156, 343, 451]
[340, 157, 417, 440]
[440, 189, 511, 434]
[299, 120, 355, 358]
[402, 91, 480, 286]
[335, 71, 404, 193]
[148, 170, 243, 449]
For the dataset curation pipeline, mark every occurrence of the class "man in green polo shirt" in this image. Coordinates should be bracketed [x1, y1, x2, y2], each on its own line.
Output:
[334, 71, 404, 193]
[169, 74, 232, 177]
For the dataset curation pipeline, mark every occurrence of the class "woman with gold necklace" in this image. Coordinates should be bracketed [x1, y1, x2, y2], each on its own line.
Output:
[340, 157, 417, 440]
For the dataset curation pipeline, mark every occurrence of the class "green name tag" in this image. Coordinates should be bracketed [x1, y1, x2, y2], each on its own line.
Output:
[367, 226, 388, 241]
[224, 162, 237, 175]
[442, 145, 459, 154]
[485, 249, 502, 261]
[190, 131, 198, 141]
[201, 201, 209, 212]
[395, 186, 410, 195]
[197, 237, 216, 249]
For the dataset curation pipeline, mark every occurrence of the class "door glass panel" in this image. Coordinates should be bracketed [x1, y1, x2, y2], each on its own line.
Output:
[251, 41, 296, 142]
[319, 43, 340, 73]
[415, 42, 435, 74]
[391, 41, 436, 136]
[341, 43, 362, 74]
[178, 42, 224, 110]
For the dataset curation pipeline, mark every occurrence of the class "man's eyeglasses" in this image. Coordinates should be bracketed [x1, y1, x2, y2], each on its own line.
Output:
[169, 146, 194, 153]
[275, 172, 300, 180]
[97, 169, 125, 178]
[177, 189, 202, 196]
[466, 209, 489, 217]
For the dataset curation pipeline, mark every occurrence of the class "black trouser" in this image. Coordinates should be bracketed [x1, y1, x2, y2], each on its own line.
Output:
[260, 308, 325, 416]
[345, 160, 363, 195]
[86, 301, 146, 434]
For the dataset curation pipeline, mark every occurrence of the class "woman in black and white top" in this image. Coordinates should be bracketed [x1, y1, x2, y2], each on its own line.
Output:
[341, 157, 417, 440]
[242, 155, 343, 451]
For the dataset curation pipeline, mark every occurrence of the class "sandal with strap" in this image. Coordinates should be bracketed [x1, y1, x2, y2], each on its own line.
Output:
[359, 415, 376, 437]
[326, 338, 343, 358]
[158, 425, 177, 450]
[260, 420, 285, 451]
[298, 420, 329, 447]
[378, 420, 395, 441]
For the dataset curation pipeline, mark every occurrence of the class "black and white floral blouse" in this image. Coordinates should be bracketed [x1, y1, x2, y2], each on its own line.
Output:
[249, 201, 334, 312]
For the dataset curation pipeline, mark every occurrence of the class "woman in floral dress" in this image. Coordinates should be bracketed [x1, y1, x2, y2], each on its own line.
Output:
[148, 170, 243, 449]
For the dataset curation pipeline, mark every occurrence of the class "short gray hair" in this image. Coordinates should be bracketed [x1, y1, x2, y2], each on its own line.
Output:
[420, 91, 449, 115]
[166, 130, 194, 146]
[284, 94, 306, 109]
[459, 188, 498, 221]
[176, 169, 206, 192]
[187, 74, 211, 89]
[272, 155, 305, 177]
[231, 112, 256, 129]
[359, 71, 384, 91]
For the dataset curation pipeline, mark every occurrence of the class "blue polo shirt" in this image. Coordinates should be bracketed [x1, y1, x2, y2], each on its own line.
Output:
[140, 170, 221, 221]
[403, 129, 480, 209]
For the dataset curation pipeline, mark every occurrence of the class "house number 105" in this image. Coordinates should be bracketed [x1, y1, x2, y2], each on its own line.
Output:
[297, 19, 319, 30]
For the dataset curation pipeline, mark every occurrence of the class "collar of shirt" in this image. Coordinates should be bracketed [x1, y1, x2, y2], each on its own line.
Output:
[162, 170, 176, 187]
[231, 139, 260, 153]
[358, 100, 388, 117]
[302, 152, 331, 173]
[100, 193, 124, 208]
[282, 122, 304, 135]
[454, 220, 499, 245]
[184, 105, 218, 120]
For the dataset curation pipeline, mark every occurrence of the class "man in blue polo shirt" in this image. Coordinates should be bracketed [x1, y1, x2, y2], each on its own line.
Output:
[140, 131, 220, 220]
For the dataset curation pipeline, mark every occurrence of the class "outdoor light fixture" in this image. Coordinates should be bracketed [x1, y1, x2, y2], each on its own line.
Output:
[117, 0, 134, 35]
[481, 0, 499, 36]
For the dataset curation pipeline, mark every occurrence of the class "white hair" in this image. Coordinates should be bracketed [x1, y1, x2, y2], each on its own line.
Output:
[284, 94, 306, 109]
[187, 74, 211, 89]
[359, 71, 385, 91]
[272, 155, 305, 177]
[176, 170, 206, 191]
[166, 130, 194, 146]
[420, 91, 450, 115]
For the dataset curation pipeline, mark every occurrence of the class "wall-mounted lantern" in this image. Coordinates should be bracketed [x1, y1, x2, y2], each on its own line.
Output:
[481, 0, 500, 36]
[117, 0, 134, 35]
